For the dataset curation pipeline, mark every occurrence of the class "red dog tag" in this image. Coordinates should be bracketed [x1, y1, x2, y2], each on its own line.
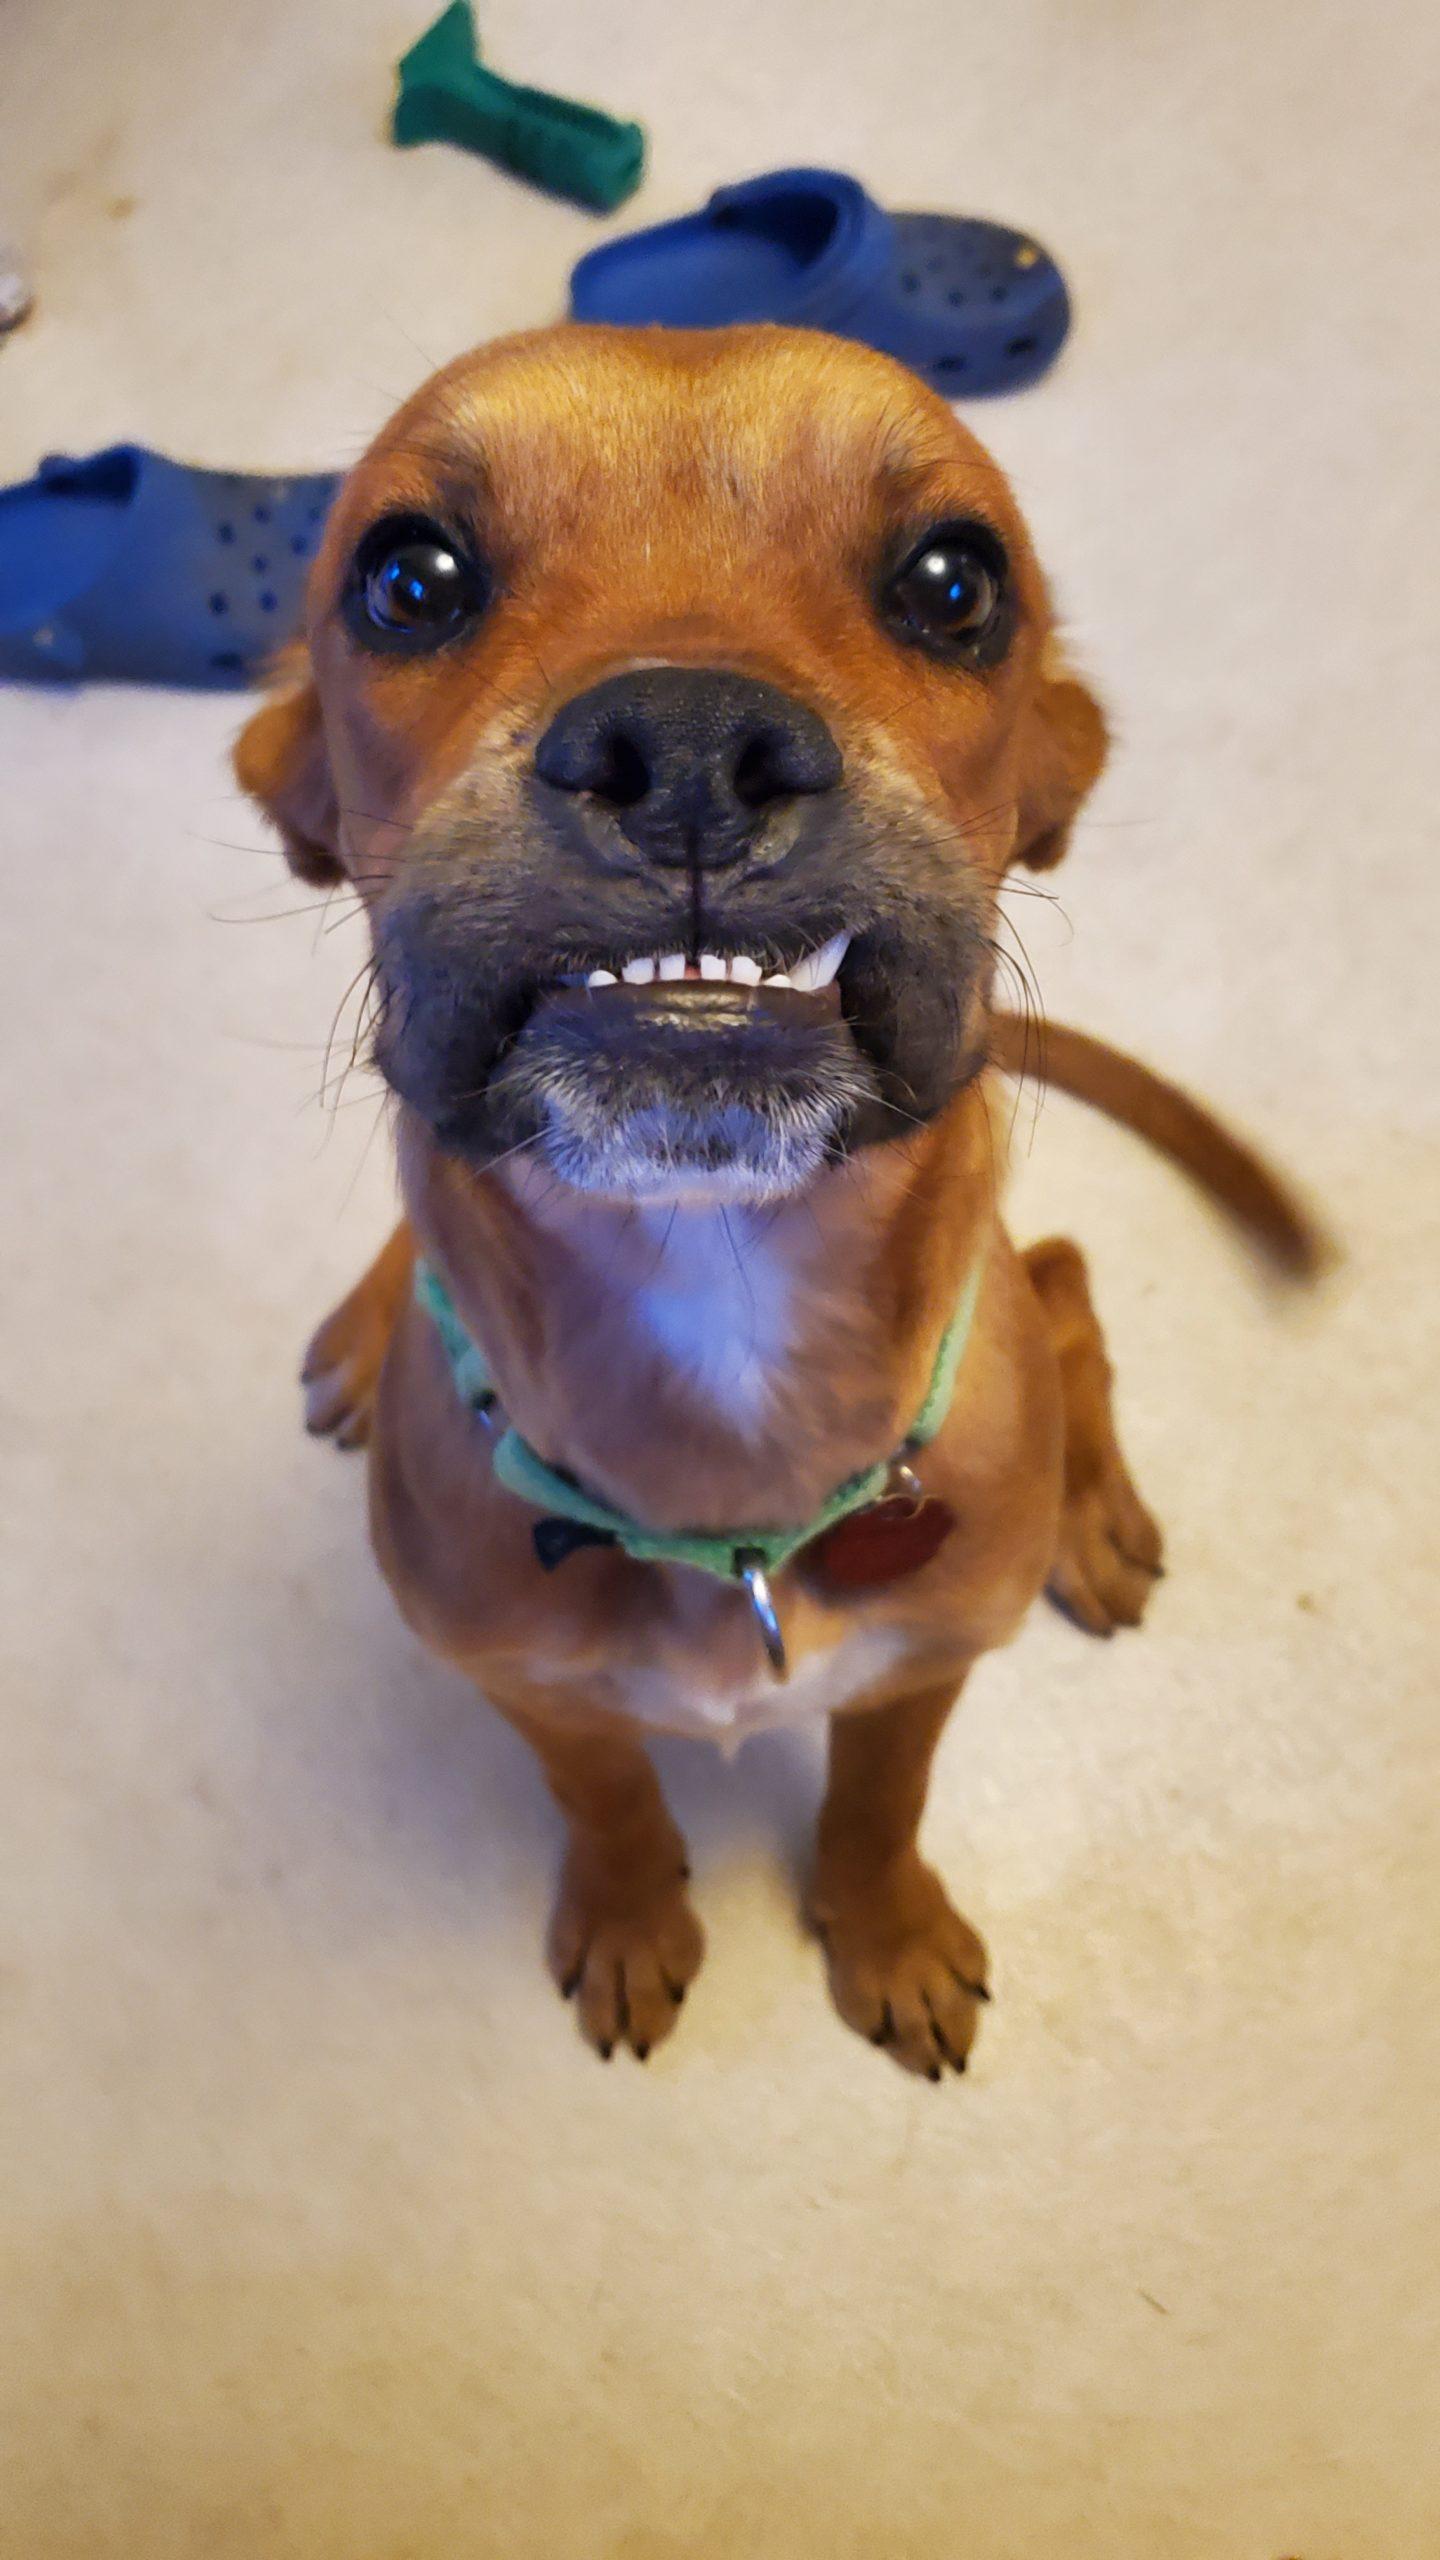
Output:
[801, 1494, 956, 1595]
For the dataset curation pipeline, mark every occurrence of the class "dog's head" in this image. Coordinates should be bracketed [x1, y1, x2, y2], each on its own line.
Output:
[236, 325, 1104, 1204]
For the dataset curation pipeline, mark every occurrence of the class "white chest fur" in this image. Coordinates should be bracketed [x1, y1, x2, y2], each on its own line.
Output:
[627, 1206, 796, 1436]
[605, 1619, 918, 1746]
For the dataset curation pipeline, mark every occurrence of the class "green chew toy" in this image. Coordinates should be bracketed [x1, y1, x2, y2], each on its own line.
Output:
[392, 3, 646, 215]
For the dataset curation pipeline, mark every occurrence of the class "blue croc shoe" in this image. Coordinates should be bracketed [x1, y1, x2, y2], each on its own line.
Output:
[569, 166, 1070, 396]
[0, 445, 338, 689]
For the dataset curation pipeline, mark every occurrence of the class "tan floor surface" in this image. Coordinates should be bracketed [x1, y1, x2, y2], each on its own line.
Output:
[2, 2, 1438, 2553]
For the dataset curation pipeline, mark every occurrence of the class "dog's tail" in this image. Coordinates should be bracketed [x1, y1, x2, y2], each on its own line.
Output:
[989, 1013, 1331, 1280]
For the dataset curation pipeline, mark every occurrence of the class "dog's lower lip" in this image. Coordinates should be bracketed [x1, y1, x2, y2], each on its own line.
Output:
[532, 977, 845, 1024]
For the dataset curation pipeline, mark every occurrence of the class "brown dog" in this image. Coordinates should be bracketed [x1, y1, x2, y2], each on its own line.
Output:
[235, 325, 1318, 2076]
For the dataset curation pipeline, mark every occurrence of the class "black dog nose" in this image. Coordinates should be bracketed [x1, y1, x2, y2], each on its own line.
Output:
[533, 668, 841, 869]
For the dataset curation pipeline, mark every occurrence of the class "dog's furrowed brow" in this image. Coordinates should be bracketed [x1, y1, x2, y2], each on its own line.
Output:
[343, 427, 495, 545]
[876, 450, 1021, 525]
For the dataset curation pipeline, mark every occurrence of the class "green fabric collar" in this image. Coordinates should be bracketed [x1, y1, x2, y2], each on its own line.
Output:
[415, 1251, 983, 1588]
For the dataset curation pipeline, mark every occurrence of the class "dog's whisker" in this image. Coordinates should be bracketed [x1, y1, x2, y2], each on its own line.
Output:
[983, 919, 1049, 1153]
[718, 1207, 757, 1325]
[997, 877, 1067, 908]
[339, 806, 418, 835]
[379, 315, 449, 376]
[305, 1077, 385, 1116]
[317, 953, 383, 1122]
[467, 1128, 549, 1179]
[206, 900, 353, 927]
[191, 831, 297, 860]
[337, 1092, 397, 1215]
[320, 896, 383, 937]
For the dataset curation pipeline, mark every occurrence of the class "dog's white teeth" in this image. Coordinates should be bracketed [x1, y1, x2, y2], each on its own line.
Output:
[789, 930, 852, 992]
[592, 936, 848, 996]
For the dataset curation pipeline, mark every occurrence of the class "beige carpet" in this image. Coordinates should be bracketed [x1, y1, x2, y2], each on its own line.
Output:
[3, 2, 1438, 2553]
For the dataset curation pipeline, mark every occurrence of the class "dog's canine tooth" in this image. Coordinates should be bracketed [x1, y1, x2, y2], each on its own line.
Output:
[586, 968, 618, 987]
[698, 952, 727, 981]
[790, 930, 851, 992]
[657, 952, 686, 981]
[730, 955, 762, 986]
[622, 956, 657, 986]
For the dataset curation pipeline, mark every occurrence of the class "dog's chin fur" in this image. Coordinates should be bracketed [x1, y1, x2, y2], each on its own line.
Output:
[427, 976, 883, 1204]
[524, 1069, 848, 1205]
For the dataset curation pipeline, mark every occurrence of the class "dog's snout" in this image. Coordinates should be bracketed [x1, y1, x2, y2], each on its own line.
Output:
[533, 668, 841, 870]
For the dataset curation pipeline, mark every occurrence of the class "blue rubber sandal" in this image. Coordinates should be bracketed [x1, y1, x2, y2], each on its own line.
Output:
[0, 445, 338, 689]
[569, 167, 1069, 396]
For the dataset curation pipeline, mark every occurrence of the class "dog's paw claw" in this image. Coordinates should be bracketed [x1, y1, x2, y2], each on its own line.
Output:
[817, 1856, 988, 2081]
[548, 1860, 704, 2061]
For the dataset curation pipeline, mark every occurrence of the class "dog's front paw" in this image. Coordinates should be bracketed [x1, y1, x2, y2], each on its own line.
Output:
[1048, 1460, 1164, 1638]
[548, 1853, 704, 2062]
[813, 1853, 989, 2080]
[301, 1294, 388, 1449]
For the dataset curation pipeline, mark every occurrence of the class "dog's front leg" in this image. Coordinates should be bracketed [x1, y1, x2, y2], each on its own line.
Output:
[497, 1700, 704, 2061]
[302, 1221, 415, 1449]
[810, 1678, 989, 2079]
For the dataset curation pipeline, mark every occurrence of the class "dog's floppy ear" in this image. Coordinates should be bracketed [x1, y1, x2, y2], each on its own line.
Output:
[233, 648, 342, 888]
[1012, 650, 1108, 873]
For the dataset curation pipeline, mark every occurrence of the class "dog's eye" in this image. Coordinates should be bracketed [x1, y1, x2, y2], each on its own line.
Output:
[883, 523, 1009, 660]
[349, 515, 486, 650]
